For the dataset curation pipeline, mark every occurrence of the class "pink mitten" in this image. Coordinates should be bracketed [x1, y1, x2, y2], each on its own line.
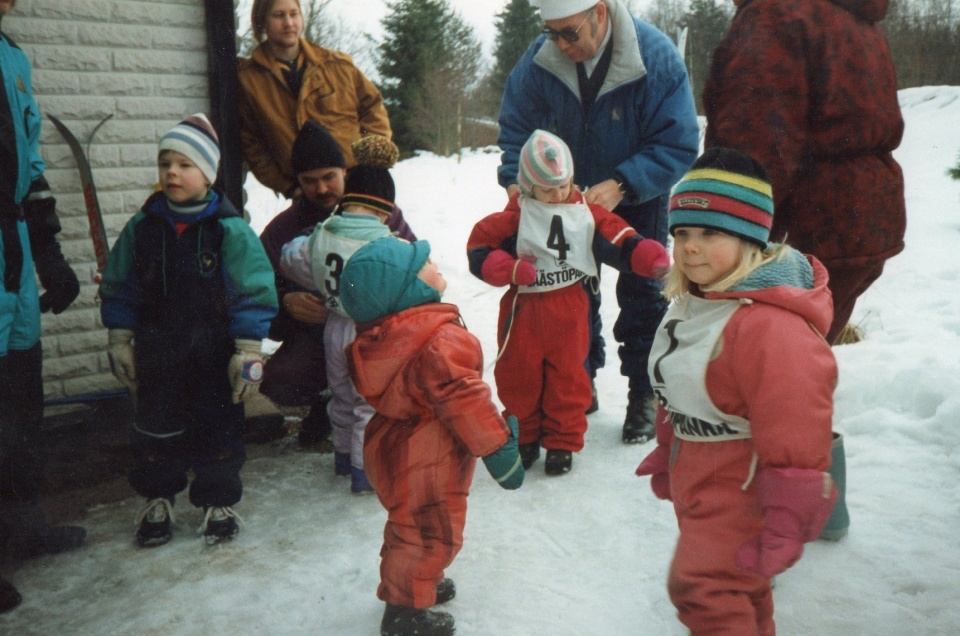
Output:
[736, 467, 838, 578]
[481, 249, 537, 286]
[630, 239, 670, 278]
[634, 407, 673, 500]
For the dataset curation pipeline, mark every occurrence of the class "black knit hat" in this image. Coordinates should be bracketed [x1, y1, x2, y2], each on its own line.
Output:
[291, 121, 346, 174]
[340, 135, 400, 215]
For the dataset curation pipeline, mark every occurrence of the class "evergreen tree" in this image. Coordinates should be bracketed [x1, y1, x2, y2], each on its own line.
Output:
[682, 0, 732, 112]
[379, 0, 482, 154]
[949, 151, 960, 179]
[490, 0, 541, 101]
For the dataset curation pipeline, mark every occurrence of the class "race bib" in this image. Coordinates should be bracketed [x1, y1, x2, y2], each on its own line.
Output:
[309, 227, 368, 317]
[516, 198, 597, 293]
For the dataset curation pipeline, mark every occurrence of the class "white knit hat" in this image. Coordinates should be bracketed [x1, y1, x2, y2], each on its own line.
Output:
[158, 113, 220, 185]
[517, 129, 574, 196]
[536, 0, 598, 20]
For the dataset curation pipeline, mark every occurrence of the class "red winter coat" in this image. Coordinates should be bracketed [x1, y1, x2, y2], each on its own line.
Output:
[348, 302, 509, 608]
[704, 0, 905, 267]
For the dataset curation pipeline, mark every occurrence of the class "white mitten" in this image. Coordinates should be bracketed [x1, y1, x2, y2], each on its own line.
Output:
[107, 329, 137, 392]
[228, 339, 264, 404]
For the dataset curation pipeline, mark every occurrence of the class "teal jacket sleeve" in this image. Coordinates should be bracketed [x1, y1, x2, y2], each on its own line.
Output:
[220, 216, 279, 340]
[99, 212, 145, 329]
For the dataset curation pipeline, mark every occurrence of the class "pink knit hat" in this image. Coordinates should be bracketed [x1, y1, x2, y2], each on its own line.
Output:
[517, 129, 574, 196]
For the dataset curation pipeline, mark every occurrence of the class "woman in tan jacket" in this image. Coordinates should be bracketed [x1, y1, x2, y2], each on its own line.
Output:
[238, 0, 392, 197]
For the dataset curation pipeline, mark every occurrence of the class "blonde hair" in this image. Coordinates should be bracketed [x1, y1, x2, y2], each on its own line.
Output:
[663, 237, 790, 300]
[251, 0, 301, 43]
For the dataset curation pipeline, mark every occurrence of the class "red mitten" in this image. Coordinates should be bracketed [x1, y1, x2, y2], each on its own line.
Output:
[630, 239, 670, 278]
[634, 407, 673, 500]
[736, 467, 838, 578]
[481, 249, 537, 286]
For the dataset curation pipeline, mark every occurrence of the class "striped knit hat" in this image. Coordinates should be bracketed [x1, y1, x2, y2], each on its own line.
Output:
[517, 129, 573, 196]
[669, 147, 774, 248]
[158, 113, 220, 185]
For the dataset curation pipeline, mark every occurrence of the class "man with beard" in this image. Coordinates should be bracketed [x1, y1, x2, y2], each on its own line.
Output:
[258, 122, 413, 446]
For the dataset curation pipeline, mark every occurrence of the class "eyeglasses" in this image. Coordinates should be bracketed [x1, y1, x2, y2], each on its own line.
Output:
[542, 7, 594, 44]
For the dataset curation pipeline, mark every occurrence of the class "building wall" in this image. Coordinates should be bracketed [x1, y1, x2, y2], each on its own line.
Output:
[6, 0, 210, 401]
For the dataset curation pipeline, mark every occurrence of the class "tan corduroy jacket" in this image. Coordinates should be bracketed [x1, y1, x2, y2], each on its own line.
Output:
[237, 39, 391, 196]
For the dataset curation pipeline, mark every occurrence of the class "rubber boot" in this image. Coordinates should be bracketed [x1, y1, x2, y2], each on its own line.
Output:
[820, 432, 849, 541]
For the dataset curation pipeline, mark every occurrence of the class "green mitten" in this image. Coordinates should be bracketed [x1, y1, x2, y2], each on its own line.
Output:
[483, 415, 524, 490]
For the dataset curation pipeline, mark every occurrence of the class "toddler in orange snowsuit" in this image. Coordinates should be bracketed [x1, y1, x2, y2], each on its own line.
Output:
[636, 148, 838, 635]
[339, 236, 524, 636]
[467, 129, 669, 475]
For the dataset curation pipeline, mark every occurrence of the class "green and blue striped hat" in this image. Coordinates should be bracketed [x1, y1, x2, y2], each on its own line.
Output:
[517, 129, 573, 196]
[669, 148, 774, 247]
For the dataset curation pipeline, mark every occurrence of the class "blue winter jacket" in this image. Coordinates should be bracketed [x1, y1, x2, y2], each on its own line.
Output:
[1, 32, 44, 353]
[497, 0, 699, 204]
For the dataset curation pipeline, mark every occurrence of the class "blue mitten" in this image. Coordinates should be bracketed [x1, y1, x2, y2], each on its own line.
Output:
[483, 415, 524, 489]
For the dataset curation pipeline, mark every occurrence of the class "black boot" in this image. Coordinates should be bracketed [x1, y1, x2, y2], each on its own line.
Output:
[544, 449, 572, 475]
[0, 500, 86, 559]
[435, 578, 456, 605]
[298, 399, 332, 447]
[135, 498, 174, 548]
[200, 506, 241, 545]
[519, 442, 540, 470]
[0, 575, 21, 614]
[622, 391, 656, 444]
[381, 603, 455, 636]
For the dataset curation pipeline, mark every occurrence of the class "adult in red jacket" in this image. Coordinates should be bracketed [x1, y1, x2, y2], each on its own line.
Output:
[703, 0, 905, 343]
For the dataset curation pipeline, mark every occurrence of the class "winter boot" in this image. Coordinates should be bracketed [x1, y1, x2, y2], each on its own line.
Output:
[199, 506, 241, 545]
[586, 379, 599, 415]
[544, 449, 573, 475]
[435, 578, 456, 605]
[298, 399, 332, 447]
[135, 498, 174, 548]
[381, 603, 455, 636]
[0, 500, 87, 559]
[820, 433, 849, 541]
[0, 575, 21, 614]
[334, 451, 352, 477]
[622, 390, 656, 444]
[350, 467, 374, 494]
[519, 442, 540, 470]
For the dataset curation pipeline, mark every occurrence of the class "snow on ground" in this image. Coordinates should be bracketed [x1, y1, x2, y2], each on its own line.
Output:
[3, 86, 959, 635]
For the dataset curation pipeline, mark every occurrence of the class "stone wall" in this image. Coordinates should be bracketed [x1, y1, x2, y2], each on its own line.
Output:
[6, 0, 210, 401]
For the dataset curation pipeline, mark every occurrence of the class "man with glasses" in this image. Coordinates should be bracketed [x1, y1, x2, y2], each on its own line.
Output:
[497, 0, 699, 445]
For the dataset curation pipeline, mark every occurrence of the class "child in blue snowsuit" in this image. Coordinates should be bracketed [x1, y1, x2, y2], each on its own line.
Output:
[99, 114, 277, 546]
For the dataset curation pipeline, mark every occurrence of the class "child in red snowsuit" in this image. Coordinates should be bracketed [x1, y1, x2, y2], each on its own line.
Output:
[636, 148, 838, 635]
[339, 236, 524, 636]
[467, 129, 669, 475]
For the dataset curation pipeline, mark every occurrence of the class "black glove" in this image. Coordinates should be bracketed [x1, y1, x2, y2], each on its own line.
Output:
[24, 178, 79, 314]
[35, 247, 79, 314]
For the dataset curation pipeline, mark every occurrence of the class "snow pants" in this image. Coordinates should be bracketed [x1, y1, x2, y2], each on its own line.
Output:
[324, 311, 374, 469]
[0, 344, 43, 504]
[612, 196, 670, 394]
[130, 341, 245, 509]
[364, 416, 474, 609]
[820, 256, 885, 344]
[669, 437, 774, 636]
[260, 323, 327, 407]
[494, 283, 591, 452]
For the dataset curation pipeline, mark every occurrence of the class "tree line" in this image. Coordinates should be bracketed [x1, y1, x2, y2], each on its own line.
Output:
[234, 0, 960, 158]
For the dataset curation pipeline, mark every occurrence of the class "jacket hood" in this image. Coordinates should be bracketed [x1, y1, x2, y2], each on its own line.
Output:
[349, 303, 462, 418]
[829, 0, 888, 22]
[705, 248, 833, 337]
[740, 0, 888, 22]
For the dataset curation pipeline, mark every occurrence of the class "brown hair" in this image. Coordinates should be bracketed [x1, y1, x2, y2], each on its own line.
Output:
[250, 0, 301, 42]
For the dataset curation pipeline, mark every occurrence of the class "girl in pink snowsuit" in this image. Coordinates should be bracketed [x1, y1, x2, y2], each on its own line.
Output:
[636, 148, 838, 635]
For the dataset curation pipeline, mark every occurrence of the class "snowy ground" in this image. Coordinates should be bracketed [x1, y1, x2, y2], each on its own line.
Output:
[3, 86, 959, 635]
